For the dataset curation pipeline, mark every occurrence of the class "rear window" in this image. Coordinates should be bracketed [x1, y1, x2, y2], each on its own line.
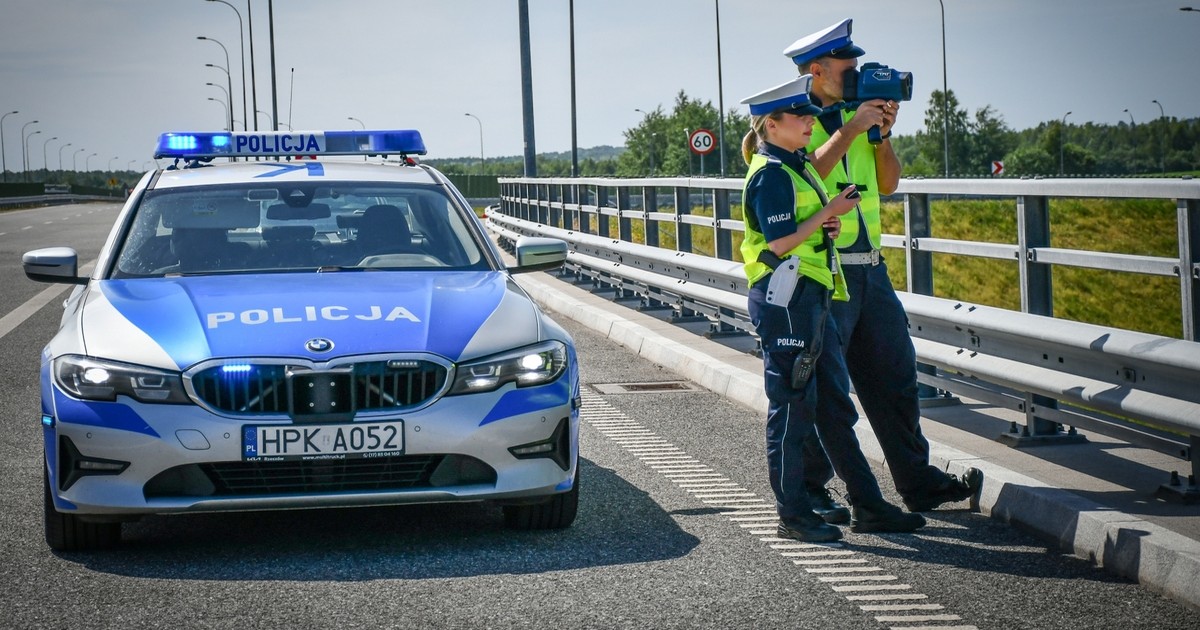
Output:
[112, 182, 490, 277]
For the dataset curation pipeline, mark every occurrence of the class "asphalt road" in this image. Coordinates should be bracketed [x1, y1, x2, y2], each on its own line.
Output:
[0, 203, 1194, 629]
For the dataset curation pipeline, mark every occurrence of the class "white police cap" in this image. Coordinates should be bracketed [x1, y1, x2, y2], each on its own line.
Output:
[783, 18, 866, 67]
[739, 74, 823, 117]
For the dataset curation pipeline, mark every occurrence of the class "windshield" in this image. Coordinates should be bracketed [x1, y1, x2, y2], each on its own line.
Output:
[111, 182, 490, 277]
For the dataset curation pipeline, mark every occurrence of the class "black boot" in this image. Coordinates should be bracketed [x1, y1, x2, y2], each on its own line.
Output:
[778, 511, 843, 543]
[903, 467, 984, 512]
[851, 500, 926, 533]
[808, 487, 851, 525]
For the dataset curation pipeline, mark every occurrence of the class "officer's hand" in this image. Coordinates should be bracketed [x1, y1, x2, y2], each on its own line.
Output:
[825, 185, 860, 217]
[846, 99, 889, 136]
[822, 215, 842, 240]
[879, 100, 899, 137]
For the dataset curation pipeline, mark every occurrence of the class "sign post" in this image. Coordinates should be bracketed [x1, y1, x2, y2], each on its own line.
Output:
[690, 128, 715, 176]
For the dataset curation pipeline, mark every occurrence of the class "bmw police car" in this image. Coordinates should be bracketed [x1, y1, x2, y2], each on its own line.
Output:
[23, 130, 578, 551]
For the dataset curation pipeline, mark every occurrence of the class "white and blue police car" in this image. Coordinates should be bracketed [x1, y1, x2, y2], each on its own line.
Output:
[23, 130, 579, 551]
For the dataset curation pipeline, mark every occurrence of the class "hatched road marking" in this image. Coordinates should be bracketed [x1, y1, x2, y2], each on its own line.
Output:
[581, 388, 978, 630]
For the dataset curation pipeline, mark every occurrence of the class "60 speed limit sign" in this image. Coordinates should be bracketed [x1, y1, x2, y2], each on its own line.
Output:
[689, 129, 716, 155]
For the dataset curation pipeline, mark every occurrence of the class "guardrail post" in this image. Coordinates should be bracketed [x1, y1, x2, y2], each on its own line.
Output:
[597, 187, 610, 239]
[709, 187, 740, 336]
[674, 186, 693, 253]
[644, 185, 660, 248]
[537, 183, 550, 225]
[617, 186, 633, 242]
[1179, 198, 1198, 342]
[578, 184, 592, 234]
[1003, 194, 1081, 447]
[904, 192, 949, 404]
[714, 188, 733, 261]
[548, 184, 561, 228]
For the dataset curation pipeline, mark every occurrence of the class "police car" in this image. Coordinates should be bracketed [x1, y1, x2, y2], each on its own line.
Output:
[23, 130, 579, 551]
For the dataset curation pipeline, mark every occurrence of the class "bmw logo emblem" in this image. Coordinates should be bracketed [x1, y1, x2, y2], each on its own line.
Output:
[305, 338, 334, 353]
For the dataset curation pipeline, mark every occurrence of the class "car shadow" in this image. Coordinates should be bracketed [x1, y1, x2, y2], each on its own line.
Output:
[61, 458, 698, 581]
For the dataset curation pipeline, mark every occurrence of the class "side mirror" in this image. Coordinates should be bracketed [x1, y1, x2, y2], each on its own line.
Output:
[511, 236, 567, 274]
[23, 247, 88, 285]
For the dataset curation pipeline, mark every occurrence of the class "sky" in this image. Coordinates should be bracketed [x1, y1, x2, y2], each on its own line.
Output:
[1, 0, 1198, 172]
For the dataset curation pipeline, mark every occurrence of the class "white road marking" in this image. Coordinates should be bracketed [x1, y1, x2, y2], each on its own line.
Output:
[580, 390, 971, 628]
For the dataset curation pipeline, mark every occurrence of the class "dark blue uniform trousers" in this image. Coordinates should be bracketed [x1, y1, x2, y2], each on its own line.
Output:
[804, 260, 948, 499]
[749, 277, 884, 520]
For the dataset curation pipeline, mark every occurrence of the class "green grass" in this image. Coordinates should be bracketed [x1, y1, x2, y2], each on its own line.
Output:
[542, 197, 1185, 339]
[878, 198, 1182, 338]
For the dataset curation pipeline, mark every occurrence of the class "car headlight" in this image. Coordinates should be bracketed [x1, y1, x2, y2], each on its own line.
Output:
[54, 355, 190, 404]
[447, 341, 568, 395]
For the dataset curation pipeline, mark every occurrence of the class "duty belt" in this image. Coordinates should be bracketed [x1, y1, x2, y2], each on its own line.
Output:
[838, 249, 880, 266]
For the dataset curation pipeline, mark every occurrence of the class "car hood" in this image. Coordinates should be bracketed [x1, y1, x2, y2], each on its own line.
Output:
[83, 272, 546, 370]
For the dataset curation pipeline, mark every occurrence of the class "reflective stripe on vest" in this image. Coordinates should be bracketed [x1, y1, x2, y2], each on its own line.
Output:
[740, 154, 847, 300]
[807, 108, 883, 250]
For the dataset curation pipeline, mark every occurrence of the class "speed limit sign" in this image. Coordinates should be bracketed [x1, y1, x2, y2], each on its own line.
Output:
[689, 128, 716, 155]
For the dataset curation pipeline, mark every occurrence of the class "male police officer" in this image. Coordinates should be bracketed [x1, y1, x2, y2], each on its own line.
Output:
[783, 19, 982, 520]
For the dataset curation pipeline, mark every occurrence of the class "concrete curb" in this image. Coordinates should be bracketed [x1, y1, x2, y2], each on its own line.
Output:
[515, 270, 1200, 610]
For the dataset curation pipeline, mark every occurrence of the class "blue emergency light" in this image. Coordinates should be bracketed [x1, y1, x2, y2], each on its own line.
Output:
[154, 130, 427, 159]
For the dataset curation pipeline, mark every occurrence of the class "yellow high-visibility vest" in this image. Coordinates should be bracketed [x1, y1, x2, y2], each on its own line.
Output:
[740, 153, 848, 300]
[808, 109, 883, 250]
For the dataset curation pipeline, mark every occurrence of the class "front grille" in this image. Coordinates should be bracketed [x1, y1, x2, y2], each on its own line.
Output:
[147, 455, 446, 497]
[190, 359, 448, 417]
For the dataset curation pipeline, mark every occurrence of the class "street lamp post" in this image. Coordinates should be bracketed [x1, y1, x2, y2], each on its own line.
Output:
[197, 37, 235, 132]
[20, 120, 38, 180]
[348, 117, 366, 161]
[464, 113, 484, 171]
[42, 136, 58, 173]
[256, 110, 273, 129]
[209, 97, 230, 131]
[58, 142, 72, 171]
[206, 82, 232, 130]
[713, 0, 726, 176]
[1123, 108, 1134, 126]
[1059, 111, 1071, 176]
[649, 132, 657, 175]
[205, 0, 248, 136]
[938, 0, 950, 177]
[72, 148, 85, 171]
[206, 64, 236, 129]
[127, 159, 136, 171]
[107, 156, 118, 172]
[23, 129, 41, 183]
[85, 152, 98, 172]
[0, 110, 18, 183]
[1152, 99, 1166, 174]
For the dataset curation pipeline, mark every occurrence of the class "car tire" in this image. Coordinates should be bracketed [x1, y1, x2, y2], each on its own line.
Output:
[44, 460, 120, 552]
[502, 470, 579, 530]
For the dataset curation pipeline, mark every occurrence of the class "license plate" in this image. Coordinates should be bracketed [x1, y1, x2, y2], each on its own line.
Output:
[242, 421, 404, 461]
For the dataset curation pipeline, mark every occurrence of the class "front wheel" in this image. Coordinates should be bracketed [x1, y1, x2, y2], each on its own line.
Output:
[502, 471, 579, 530]
[44, 460, 120, 551]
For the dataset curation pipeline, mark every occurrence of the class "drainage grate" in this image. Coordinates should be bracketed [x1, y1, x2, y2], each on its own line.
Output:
[592, 381, 700, 395]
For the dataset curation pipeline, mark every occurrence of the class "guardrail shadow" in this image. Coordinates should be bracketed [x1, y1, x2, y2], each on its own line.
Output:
[59, 457, 699, 581]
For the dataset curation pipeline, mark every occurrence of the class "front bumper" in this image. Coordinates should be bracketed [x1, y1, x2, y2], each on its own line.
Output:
[44, 381, 578, 516]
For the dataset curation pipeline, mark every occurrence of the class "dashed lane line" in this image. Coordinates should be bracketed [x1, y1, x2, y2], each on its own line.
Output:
[581, 389, 977, 630]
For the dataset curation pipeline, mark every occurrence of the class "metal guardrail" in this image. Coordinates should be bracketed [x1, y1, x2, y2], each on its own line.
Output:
[490, 176, 1200, 500]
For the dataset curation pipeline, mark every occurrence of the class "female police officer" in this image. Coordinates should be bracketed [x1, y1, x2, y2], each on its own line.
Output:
[740, 75, 925, 542]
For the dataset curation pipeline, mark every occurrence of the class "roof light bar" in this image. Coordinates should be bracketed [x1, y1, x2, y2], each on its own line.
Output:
[154, 130, 427, 159]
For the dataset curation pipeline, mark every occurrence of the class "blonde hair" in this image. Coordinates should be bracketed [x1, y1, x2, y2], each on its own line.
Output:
[741, 112, 785, 165]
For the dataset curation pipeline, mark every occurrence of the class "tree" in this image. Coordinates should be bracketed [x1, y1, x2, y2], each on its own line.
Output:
[617, 91, 750, 177]
[966, 105, 1016, 176]
[916, 89, 971, 176]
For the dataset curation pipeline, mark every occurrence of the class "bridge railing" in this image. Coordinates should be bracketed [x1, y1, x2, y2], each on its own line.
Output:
[490, 176, 1200, 499]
